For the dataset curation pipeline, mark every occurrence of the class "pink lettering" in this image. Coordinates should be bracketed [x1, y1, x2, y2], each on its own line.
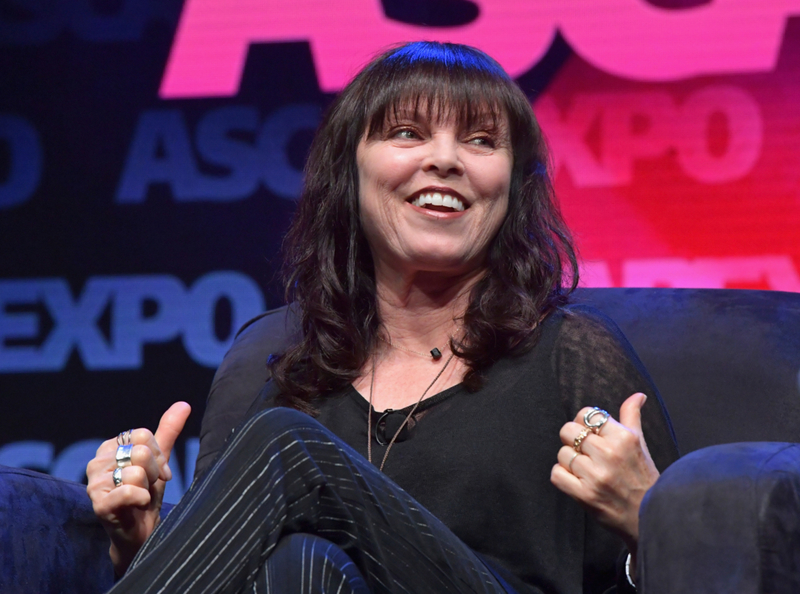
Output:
[160, 0, 555, 97]
[675, 85, 762, 184]
[535, 95, 619, 187]
[538, 85, 763, 187]
[560, 0, 794, 81]
[579, 260, 613, 288]
[597, 91, 676, 185]
[160, 0, 799, 98]
[622, 256, 800, 291]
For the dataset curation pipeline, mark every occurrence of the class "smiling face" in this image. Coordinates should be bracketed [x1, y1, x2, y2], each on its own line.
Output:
[356, 104, 513, 279]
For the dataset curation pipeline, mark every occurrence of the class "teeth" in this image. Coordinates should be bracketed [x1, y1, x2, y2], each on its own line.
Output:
[411, 193, 465, 212]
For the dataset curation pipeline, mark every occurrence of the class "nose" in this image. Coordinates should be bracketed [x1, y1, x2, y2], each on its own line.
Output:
[422, 134, 464, 177]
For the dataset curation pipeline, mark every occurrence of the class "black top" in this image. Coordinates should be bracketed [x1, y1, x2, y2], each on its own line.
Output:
[196, 304, 679, 594]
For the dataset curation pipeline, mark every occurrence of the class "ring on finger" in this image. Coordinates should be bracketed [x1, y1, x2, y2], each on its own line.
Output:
[113, 467, 123, 488]
[568, 452, 580, 473]
[116, 429, 132, 446]
[116, 444, 133, 468]
[573, 427, 593, 453]
[584, 407, 610, 434]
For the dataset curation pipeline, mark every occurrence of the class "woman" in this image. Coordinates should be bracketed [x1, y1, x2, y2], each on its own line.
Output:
[87, 41, 678, 593]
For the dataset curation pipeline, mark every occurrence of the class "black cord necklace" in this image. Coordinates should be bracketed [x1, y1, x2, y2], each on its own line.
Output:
[367, 354, 455, 471]
[379, 335, 444, 360]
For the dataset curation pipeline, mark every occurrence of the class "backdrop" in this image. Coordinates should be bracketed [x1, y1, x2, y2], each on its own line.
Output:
[1, 0, 799, 502]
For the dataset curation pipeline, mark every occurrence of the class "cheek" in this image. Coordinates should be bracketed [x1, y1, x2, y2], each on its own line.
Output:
[471, 153, 513, 199]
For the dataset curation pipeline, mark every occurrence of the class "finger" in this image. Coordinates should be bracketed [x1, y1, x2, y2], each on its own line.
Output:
[573, 406, 596, 424]
[87, 444, 117, 478]
[93, 432, 162, 486]
[93, 484, 152, 518]
[94, 436, 123, 457]
[153, 401, 191, 480]
[550, 462, 584, 499]
[557, 446, 584, 474]
[560, 420, 609, 455]
[129, 444, 161, 485]
[575, 406, 621, 438]
[559, 421, 586, 446]
[619, 393, 647, 435]
[118, 465, 150, 490]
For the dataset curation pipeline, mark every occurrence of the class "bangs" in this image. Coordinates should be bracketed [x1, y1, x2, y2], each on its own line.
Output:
[361, 43, 517, 137]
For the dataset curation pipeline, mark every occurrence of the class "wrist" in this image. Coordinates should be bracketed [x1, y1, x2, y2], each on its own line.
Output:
[109, 542, 131, 577]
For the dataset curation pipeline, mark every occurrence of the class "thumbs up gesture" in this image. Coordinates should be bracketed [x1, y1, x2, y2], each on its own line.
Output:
[86, 402, 191, 575]
[550, 393, 659, 554]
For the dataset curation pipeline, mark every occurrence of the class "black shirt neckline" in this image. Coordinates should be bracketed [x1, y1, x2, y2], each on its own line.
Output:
[345, 381, 466, 415]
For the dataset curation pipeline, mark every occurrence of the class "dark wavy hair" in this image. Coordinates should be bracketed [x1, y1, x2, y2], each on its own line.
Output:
[271, 41, 578, 413]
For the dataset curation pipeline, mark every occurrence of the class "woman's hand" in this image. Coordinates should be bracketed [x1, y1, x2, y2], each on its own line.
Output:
[550, 393, 659, 557]
[86, 401, 191, 576]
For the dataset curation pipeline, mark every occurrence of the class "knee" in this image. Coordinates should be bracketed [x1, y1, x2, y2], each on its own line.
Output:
[236, 407, 327, 447]
[265, 534, 369, 594]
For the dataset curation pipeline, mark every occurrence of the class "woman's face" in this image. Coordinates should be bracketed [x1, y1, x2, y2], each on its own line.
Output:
[356, 105, 512, 278]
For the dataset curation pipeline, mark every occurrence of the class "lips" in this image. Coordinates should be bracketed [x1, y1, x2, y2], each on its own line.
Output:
[408, 189, 468, 213]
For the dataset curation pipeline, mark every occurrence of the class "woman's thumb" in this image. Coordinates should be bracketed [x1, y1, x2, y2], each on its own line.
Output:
[619, 392, 647, 434]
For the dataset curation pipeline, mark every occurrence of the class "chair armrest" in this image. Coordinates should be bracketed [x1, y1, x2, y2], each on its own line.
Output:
[0, 465, 115, 594]
[637, 442, 800, 594]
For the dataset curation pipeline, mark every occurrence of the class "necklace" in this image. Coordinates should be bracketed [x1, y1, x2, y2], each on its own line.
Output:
[379, 335, 445, 360]
[367, 353, 455, 471]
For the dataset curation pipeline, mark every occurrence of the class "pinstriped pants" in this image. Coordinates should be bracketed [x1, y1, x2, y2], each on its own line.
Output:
[108, 408, 515, 594]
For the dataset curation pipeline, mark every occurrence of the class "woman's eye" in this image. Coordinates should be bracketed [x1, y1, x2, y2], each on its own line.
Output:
[467, 136, 494, 147]
[394, 129, 419, 140]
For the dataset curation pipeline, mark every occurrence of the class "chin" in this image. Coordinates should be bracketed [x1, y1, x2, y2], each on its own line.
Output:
[406, 251, 480, 275]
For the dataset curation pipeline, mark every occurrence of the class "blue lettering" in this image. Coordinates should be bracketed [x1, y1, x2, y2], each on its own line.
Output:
[0, 272, 265, 372]
[194, 106, 261, 200]
[182, 272, 265, 367]
[42, 278, 115, 370]
[50, 439, 103, 483]
[0, 279, 102, 373]
[258, 103, 321, 199]
[0, 437, 199, 502]
[0, 441, 53, 473]
[116, 104, 322, 204]
[115, 109, 201, 203]
[109, 276, 184, 367]
[0, 280, 40, 350]
[0, 114, 43, 209]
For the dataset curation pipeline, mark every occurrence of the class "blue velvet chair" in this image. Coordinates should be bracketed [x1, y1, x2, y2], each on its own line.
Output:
[2, 288, 799, 593]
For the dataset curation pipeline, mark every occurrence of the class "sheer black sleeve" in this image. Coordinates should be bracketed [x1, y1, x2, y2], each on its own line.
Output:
[195, 307, 299, 480]
[552, 304, 679, 593]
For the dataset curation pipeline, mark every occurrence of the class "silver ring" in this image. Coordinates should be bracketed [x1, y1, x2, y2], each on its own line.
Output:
[117, 429, 132, 446]
[113, 467, 123, 488]
[568, 452, 580, 473]
[584, 407, 610, 434]
[115, 444, 133, 468]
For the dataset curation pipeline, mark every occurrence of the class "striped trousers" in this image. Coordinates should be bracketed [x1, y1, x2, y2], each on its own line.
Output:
[108, 408, 515, 594]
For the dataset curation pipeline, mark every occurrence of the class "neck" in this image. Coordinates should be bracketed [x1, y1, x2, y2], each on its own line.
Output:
[373, 263, 483, 352]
